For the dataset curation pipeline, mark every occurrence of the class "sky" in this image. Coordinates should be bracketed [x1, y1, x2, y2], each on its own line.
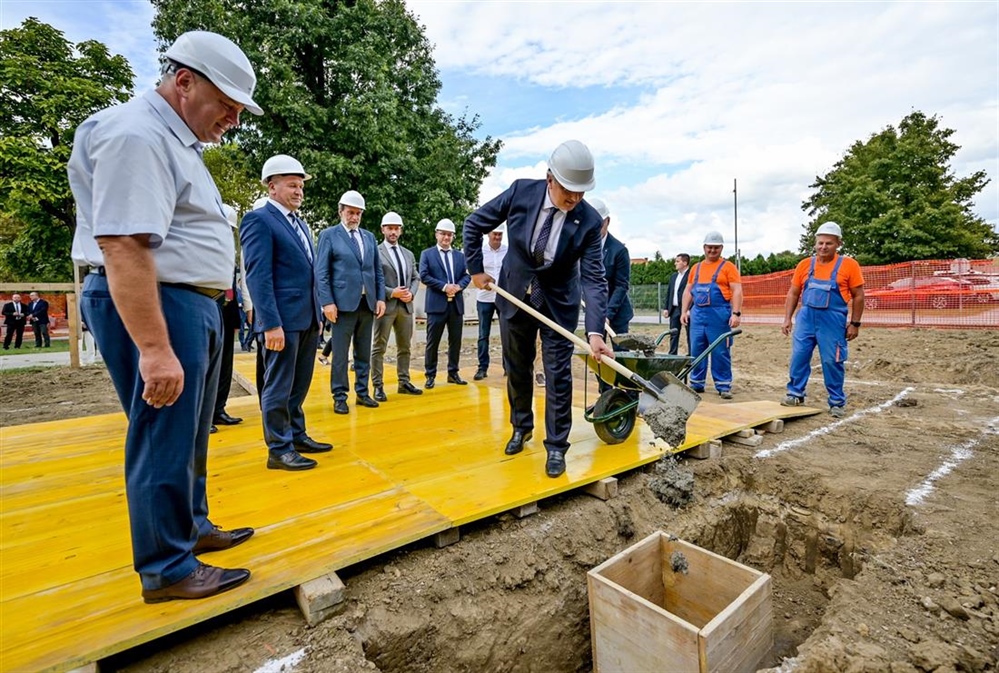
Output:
[2, 0, 997, 261]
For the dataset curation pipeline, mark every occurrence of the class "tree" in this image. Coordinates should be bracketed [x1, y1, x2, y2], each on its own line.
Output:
[203, 143, 262, 215]
[150, 0, 501, 251]
[0, 18, 133, 281]
[801, 111, 996, 265]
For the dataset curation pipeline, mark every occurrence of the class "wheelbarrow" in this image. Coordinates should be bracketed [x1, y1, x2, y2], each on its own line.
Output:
[489, 282, 707, 445]
[578, 329, 743, 444]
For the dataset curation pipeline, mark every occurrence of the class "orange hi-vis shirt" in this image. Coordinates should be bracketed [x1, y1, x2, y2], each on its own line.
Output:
[791, 254, 865, 304]
[691, 259, 741, 301]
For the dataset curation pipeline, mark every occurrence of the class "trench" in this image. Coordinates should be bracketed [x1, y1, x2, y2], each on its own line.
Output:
[352, 460, 915, 673]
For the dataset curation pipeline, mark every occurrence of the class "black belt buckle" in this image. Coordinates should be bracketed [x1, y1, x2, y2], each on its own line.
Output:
[88, 266, 107, 276]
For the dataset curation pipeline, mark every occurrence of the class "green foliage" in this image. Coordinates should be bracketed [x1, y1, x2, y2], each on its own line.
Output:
[738, 251, 803, 276]
[802, 111, 996, 264]
[203, 144, 262, 215]
[0, 18, 133, 281]
[150, 0, 501, 251]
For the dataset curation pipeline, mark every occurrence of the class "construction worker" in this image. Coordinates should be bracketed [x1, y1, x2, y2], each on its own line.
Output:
[681, 231, 742, 399]
[781, 222, 865, 418]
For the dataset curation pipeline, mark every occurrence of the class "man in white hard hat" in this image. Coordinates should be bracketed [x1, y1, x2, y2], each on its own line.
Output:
[464, 140, 613, 478]
[242, 155, 331, 472]
[473, 223, 508, 380]
[681, 231, 743, 399]
[68, 31, 260, 603]
[316, 191, 386, 415]
[419, 218, 471, 388]
[589, 197, 634, 338]
[780, 222, 865, 418]
[371, 211, 422, 401]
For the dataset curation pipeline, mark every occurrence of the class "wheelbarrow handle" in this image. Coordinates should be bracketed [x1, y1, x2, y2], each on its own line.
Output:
[678, 328, 743, 380]
[490, 283, 635, 383]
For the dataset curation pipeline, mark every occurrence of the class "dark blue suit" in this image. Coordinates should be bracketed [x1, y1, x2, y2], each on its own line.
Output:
[316, 224, 384, 401]
[602, 233, 634, 335]
[464, 179, 607, 453]
[240, 202, 322, 458]
[419, 246, 470, 379]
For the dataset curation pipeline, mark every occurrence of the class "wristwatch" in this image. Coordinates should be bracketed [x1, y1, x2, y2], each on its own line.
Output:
[850, 321, 861, 327]
[732, 311, 742, 317]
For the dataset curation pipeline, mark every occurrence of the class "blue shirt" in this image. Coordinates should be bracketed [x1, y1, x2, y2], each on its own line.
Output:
[69, 91, 234, 289]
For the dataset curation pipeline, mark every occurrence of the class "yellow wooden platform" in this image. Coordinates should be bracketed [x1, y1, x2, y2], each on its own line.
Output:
[0, 354, 818, 672]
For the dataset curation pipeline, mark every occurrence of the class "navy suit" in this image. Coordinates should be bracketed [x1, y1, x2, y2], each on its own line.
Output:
[464, 178, 607, 454]
[27, 298, 51, 347]
[602, 233, 634, 335]
[316, 224, 384, 401]
[240, 202, 322, 457]
[664, 269, 690, 355]
[419, 246, 470, 379]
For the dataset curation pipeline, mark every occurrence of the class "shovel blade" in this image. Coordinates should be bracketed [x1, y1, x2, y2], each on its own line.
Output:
[637, 371, 701, 416]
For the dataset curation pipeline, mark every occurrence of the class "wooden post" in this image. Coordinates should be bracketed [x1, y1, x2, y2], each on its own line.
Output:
[66, 292, 80, 369]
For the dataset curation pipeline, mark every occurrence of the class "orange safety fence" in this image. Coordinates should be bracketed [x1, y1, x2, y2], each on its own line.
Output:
[741, 258, 999, 329]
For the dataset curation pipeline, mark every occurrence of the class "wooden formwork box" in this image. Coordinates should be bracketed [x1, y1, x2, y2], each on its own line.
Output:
[587, 531, 773, 673]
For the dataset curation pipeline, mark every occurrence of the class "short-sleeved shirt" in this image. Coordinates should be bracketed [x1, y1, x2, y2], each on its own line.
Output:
[69, 90, 234, 289]
[791, 254, 864, 304]
[691, 259, 741, 301]
[477, 242, 508, 303]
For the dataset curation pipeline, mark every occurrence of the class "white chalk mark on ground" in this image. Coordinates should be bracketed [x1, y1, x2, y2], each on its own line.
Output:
[905, 417, 999, 506]
[933, 388, 965, 395]
[754, 387, 915, 459]
[254, 648, 306, 673]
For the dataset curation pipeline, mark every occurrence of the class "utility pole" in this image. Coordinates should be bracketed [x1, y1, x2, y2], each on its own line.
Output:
[733, 178, 741, 273]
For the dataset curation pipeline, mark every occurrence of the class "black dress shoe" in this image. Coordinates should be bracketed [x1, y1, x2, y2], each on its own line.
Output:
[447, 374, 468, 385]
[398, 381, 423, 395]
[545, 450, 566, 478]
[213, 411, 243, 425]
[294, 437, 332, 453]
[473, 369, 487, 380]
[267, 450, 317, 471]
[356, 394, 380, 408]
[425, 377, 435, 389]
[504, 430, 533, 455]
[374, 386, 388, 402]
[333, 399, 349, 415]
[194, 526, 255, 554]
[142, 563, 251, 603]
[210, 425, 218, 434]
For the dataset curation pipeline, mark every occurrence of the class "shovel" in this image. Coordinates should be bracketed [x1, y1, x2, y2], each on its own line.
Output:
[490, 283, 700, 416]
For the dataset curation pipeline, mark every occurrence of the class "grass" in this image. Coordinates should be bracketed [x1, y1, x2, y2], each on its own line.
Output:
[1, 338, 71, 355]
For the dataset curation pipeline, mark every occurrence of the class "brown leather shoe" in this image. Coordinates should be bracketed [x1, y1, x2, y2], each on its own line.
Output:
[194, 525, 255, 554]
[141, 563, 250, 603]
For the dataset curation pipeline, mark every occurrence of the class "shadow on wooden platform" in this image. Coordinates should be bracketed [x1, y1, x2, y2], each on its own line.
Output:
[0, 353, 819, 672]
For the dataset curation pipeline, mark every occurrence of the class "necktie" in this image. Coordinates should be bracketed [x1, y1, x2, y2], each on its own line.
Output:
[290, 214, 313, 262]
[391, 246, 406, 284]
[350, 229, 363, 261]
[530, 207, 556, 308]
[443, 250, 454, 284]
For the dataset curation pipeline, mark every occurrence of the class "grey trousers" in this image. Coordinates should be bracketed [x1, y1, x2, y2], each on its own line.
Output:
[371, 307, 415, 387]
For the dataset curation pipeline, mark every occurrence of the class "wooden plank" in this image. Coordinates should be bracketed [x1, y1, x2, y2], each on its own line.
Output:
[582, 477, 619, 501]
[0, 282, 75, 291]
[734, 429, 755, 438]
[701, 574, 773, 673]
[591, 532, 665, 609]
[66, 291, 80, 369]
[433, 528, 460, 548]
[512, 502, 539, 518]
[759, 419, 784, 434]
[686, 440, 722, 460]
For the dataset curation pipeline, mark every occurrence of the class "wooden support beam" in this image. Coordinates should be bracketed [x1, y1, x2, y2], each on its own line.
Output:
[433, 527, 460, 548]
[68, 665, 99, 673]
[582, 477, 619, 501]
[66, 292, 80, 370]
[725, 433, 763, 447]
[512, 502, 539, 518]
[294, 572, 346, 626]
[759, 419, 784, 434]
[687, 439, 722, 460]
[734, 429, 756, 438]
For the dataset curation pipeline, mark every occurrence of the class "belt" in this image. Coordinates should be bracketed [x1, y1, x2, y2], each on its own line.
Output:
[88, 268, 224, 301]
[88, 266, 107, 276]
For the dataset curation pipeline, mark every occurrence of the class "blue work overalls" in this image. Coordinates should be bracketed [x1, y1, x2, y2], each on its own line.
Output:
[688, 262, 734, 394]
[787, 256, 849, 408]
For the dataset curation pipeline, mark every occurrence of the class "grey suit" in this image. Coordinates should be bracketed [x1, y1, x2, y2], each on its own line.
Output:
[372, 241, 419, 387]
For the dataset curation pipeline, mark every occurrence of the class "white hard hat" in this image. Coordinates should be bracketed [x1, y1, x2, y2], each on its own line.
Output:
[252, 197, 269, 210]
[165, 31, 262, 116]
[703, 231, 725, 245]
[381, 211, 404, 226]
[816, 221, 843, 238]
[339, 190, 366, 210]
[494, 224, 507, 234]
[222, 204, 238, 228]
[548, 140, 596, 192]
[260, 155, 311, 185]
[435, 218, 456, 233]
[587, 197, 610, 220]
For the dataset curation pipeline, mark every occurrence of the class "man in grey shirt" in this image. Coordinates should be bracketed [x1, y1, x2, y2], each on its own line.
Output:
[69, 31, 260, 603]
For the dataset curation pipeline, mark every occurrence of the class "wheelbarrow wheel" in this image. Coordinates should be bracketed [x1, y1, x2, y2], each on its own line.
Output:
[592, 389, 637, 445]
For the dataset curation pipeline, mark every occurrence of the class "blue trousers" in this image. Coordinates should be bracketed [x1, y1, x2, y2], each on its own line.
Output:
[787, 307, 848, 407]
[476, 300, 499, 371]
[82, 274, 220, 590]
[501, 305, 574, 453]
[425, 304, 463, 378]
[688, 307, 732, 393]
[260, 324, 319, 453]
[330, 306, 373, 400]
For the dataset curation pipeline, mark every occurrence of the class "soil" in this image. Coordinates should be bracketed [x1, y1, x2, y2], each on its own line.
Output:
[3, 326, 997, 673]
